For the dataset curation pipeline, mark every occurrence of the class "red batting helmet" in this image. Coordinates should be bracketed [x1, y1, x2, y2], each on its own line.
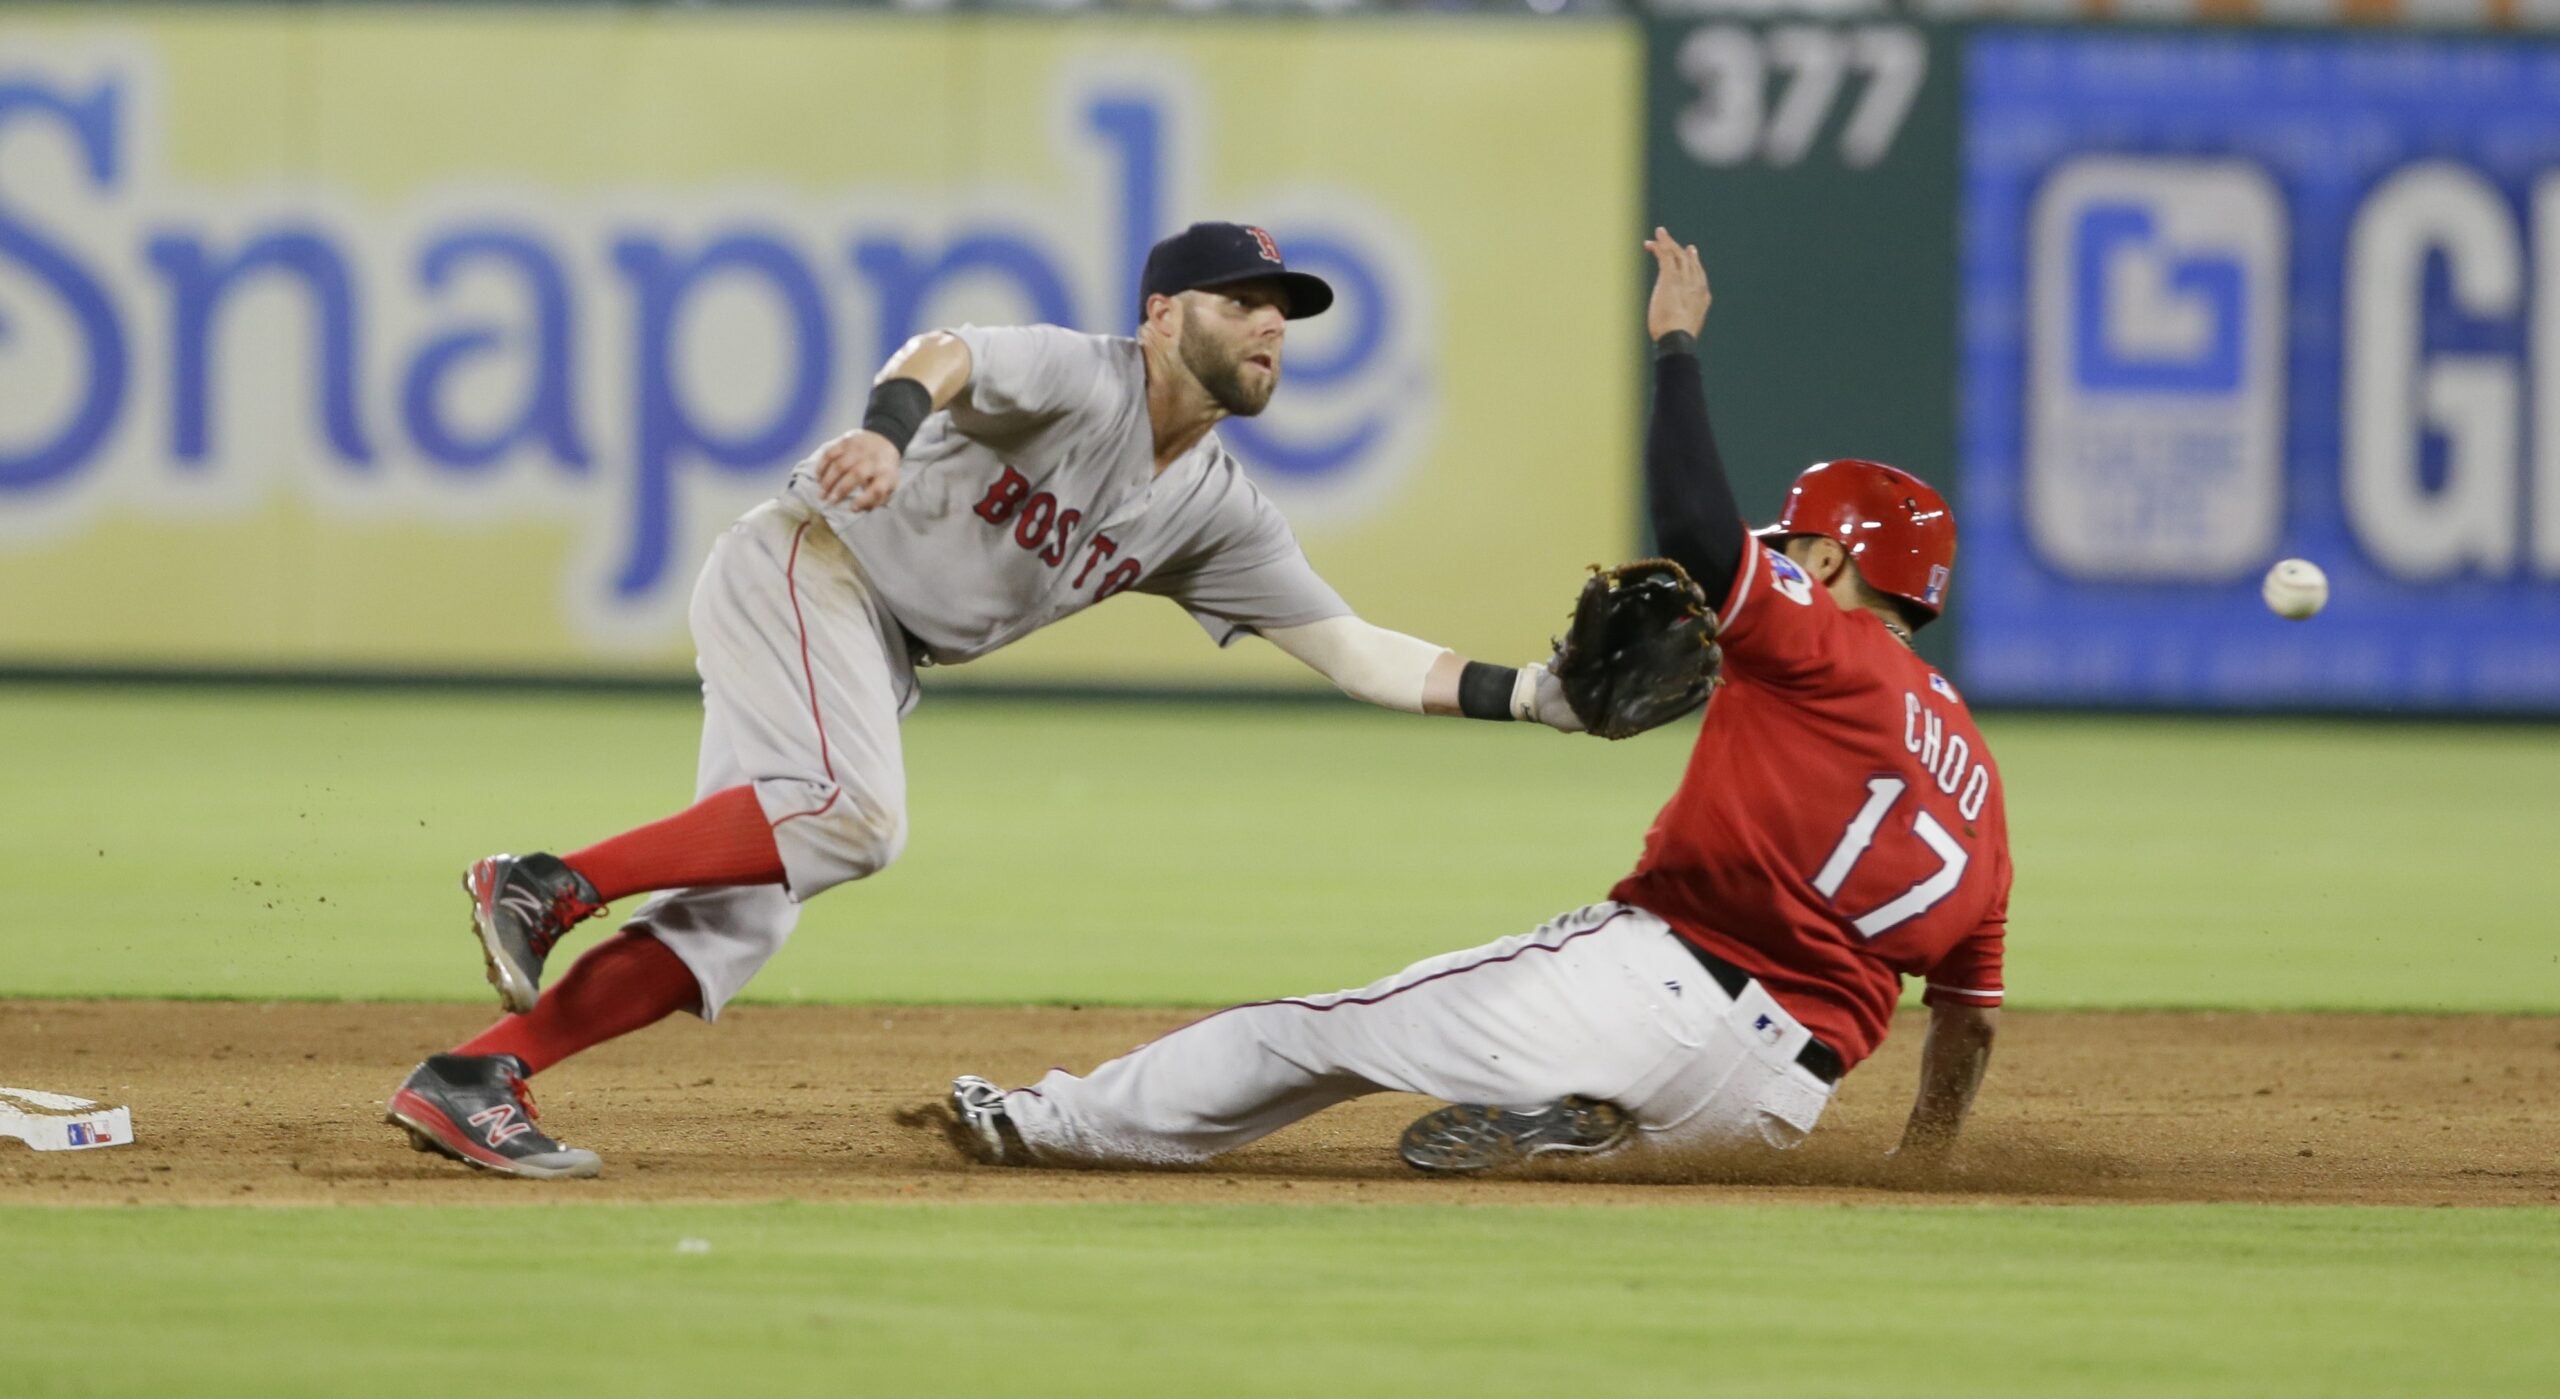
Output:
[1757, 459, 1957, 619]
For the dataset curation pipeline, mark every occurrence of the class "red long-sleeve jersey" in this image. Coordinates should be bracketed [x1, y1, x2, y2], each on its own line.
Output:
[1611, 537, 2012, 1070]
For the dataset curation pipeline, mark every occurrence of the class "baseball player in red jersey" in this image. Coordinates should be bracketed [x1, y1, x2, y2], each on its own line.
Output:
[940, 230, 2010, 1173]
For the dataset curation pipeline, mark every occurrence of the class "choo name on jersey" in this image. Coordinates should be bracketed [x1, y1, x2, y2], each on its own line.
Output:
[1902, 687, 1994, 823]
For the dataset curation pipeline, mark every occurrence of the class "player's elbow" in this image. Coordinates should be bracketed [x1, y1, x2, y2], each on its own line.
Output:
[876, 331, 972, 397]
[878, 328, 962, 368]
[1651, 520, 1714, 572]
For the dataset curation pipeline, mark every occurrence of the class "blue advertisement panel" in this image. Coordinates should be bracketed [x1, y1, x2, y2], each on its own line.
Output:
[1960, 30, 2560, 712]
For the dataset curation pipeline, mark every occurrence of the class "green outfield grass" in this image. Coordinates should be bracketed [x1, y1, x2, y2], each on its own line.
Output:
[8, 685, 2553, 1396]
[0, 685, 2548, 1009]
[1, 1202, 2553, 1397]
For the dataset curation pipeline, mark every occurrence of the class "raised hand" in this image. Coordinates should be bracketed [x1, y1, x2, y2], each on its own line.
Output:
[1644, 226, 1711, 343]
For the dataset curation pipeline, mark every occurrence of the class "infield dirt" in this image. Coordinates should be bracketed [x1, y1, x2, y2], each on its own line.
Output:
[3, 1001, 2554, 1207]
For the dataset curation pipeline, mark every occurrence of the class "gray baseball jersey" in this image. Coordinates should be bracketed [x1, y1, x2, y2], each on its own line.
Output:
[783, 324, 1352, 665]
[638, 326, 1351, 1013]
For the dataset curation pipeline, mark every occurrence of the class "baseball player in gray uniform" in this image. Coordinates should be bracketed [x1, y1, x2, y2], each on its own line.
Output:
[386, 222, 1586, 1178]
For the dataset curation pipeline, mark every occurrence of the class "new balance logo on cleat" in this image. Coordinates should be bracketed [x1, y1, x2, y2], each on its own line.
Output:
[385, 1053, 603, 1180]
[467, 1103, 533, 1146]
[496, 887, 553, 929]
[463, 853, 604, 1014]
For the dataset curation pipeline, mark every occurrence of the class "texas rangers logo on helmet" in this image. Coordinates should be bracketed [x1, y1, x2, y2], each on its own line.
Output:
[1766, 550, 1816, 607]
[1246, 226, 1283, 264]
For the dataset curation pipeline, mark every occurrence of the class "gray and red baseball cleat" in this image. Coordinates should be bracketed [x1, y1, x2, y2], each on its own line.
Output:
[463, 852, 603, 1014]
[946, 1075, 1029, 1165]
[386, 1053, 602, 1180]
[1397, 1097, 1632, 1174]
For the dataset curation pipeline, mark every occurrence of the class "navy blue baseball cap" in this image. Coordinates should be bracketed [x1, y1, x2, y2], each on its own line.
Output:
[1139, 222, 1335, 320]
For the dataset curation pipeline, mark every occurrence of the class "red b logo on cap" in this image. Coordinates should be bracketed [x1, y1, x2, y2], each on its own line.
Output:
[1246, 226, 1283, 264]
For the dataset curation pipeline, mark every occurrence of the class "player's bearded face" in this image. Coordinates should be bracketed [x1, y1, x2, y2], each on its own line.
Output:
[1178, 294, 1283, 417]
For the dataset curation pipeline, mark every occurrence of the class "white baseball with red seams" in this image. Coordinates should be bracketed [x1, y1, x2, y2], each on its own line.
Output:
[996, 903, 1833, 1167]
[2262, 558, 2328, 620]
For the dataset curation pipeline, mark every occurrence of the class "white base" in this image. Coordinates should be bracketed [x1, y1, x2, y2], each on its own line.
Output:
[0, 1087, 134, 1151]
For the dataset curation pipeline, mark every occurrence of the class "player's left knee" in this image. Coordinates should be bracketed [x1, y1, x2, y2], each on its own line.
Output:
[840, 792, 908, 875]
[785, 788, 906, 894]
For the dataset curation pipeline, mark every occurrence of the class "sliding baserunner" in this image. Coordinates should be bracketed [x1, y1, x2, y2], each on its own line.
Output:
[943, 229, 2012, 1174]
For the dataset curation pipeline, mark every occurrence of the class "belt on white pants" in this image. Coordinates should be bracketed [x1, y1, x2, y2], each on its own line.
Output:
[1672, 939, 1844, 1084]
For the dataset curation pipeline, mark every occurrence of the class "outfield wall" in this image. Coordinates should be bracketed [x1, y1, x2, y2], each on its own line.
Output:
[7, 9, 2560, 712]
[1648, 16, 2560, 712]
[0, 9, 1640, 688]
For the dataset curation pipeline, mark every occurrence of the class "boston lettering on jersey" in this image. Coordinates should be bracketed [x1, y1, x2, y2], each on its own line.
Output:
[969, 465, 1144, 600]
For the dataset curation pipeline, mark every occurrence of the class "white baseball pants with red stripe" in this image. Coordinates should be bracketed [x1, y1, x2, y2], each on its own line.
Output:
[999, 903, 1837, 1167]
[625, 497, 916, 1019]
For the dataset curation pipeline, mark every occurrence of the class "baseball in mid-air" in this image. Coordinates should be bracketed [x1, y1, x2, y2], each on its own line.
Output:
[2262, 558, 2328, 620]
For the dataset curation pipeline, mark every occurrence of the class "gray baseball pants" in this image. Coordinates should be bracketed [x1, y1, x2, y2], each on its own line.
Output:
[625, 498, 916, 1018]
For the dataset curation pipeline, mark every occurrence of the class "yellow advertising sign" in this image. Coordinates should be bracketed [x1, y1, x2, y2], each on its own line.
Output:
[0, 10, 1638, 684]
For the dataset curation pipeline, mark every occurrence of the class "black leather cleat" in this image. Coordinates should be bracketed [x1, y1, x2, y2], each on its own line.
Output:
[462, 852, 603, 1014]
[386, 1053, 601, 1180]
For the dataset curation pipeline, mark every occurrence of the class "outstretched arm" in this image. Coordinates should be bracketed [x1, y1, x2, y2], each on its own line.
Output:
[811, 331, 977, 510]
[1641, 230, 1750, 601]
[1896, 1002, 1999, 1162]
[1262, 617, 1581, 730]
[1256, 233, 1747, 729]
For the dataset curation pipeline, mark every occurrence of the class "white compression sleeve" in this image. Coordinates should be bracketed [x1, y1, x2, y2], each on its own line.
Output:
[1261, 616, 1449, 713]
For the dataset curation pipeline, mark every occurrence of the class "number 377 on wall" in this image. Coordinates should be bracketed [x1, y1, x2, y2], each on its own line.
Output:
[1673, 25, 1928, 170]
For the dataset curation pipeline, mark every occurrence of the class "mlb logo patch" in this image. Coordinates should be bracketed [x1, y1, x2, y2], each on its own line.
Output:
[1923, 563, 1949, 607]
[1929, 673, 1959, 702]
[1751, 1013, 1783, 1047]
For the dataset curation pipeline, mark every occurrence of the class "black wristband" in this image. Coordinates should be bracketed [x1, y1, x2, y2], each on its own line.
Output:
[1457, 661, 1519, 722]
[860, 378, 934, 454]
[1652, 330, 1697, 361]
